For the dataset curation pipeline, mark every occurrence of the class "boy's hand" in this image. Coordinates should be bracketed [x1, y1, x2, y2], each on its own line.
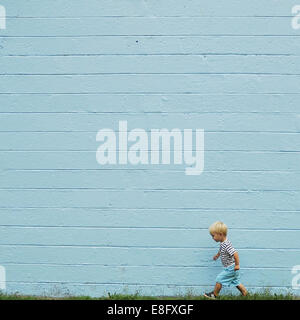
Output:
[213, 254, 219, 260]
[234, 265, 240, 271]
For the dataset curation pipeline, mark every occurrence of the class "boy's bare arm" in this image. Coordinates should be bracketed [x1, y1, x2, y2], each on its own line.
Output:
[213, 251, 220, 260]
[233, 252, 240, 270]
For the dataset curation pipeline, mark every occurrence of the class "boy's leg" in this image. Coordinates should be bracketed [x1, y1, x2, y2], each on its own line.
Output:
[236, 284, 247, 296]
[213, 282, 222, 296]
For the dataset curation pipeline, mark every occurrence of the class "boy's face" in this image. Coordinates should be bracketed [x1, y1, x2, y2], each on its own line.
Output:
[210, 232, 225, 242]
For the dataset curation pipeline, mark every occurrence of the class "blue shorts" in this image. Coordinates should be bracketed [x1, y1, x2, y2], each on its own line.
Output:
[216, 264, 241, 287]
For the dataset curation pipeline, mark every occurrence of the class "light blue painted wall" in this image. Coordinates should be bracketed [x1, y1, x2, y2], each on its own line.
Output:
[0, 0, 300, 297]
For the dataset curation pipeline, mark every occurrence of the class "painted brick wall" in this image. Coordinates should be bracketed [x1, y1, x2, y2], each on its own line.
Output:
[0, 0, 300, 297]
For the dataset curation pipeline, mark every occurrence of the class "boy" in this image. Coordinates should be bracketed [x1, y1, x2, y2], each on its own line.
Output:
[204, 221, 247, 299]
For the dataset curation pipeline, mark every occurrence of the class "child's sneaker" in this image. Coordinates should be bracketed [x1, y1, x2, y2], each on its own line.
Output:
[203, 291, 217, 299]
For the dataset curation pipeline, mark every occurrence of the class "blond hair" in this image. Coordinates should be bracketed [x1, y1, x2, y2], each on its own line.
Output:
[209, 221, 228, 236]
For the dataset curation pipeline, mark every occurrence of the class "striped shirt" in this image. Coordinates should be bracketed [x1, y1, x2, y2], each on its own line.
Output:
[219, 239, 236, 267]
